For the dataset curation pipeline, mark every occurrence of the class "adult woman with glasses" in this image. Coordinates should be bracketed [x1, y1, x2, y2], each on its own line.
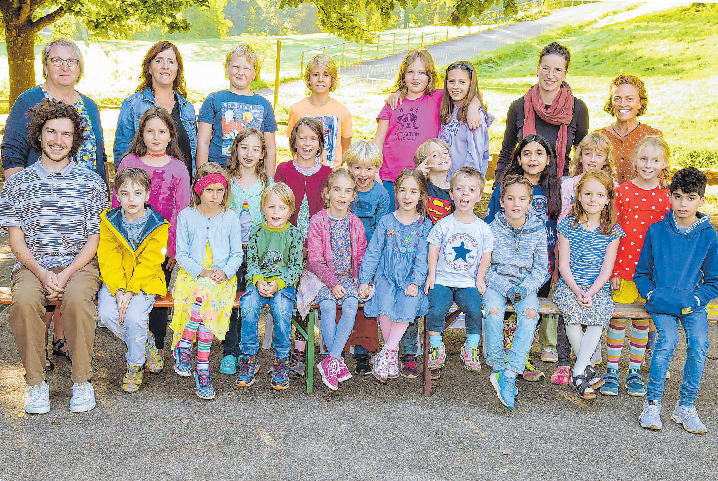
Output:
[114, 41, 197, 177]
[2, 38, 108, 180]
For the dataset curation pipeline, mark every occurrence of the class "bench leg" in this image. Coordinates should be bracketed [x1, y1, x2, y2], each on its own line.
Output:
[423, 315, 431, 396]
[306, 310, 315, 394]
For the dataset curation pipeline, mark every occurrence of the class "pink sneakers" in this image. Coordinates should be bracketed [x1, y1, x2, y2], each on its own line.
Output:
[319, 355, 339, 390]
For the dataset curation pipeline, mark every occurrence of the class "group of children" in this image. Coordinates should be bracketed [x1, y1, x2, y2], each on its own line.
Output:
[91, 43, 714, 435]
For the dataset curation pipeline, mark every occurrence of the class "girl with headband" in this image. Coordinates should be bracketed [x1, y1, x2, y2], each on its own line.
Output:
[170, 162, 244, 400]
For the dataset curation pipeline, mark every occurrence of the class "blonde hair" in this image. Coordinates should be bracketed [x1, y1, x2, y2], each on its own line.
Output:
[450, 166, 485, 193]
[413, 138, 449, 166]
[225, 44, 260, 77]
[392, 48, 439, 96]
[568, 170, 617, 236]
[190, 163, 231, 208]
[304, 54, 339, 92]
[227, 128, 269, 188]
[395, 168, 429, 218]
[322, 168, 356, 207]
[260, 182, 296, 214]
[569, 131, 615, 178]
[631, 136, 671, 188]
[343, 140, 382, 168]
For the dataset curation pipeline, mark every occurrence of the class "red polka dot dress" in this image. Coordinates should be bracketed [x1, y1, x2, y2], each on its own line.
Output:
[612, 180, 670, 281]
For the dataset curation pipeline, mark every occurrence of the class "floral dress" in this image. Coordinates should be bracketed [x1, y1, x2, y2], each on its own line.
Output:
[315, 214, 359, 305]
[170, 243, 237, 348]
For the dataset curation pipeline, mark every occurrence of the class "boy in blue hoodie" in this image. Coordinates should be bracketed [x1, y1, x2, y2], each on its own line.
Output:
[635, 167, 718, 434]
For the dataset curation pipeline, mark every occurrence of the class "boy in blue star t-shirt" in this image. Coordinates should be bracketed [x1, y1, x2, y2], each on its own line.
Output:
[424, 167, 493, 377]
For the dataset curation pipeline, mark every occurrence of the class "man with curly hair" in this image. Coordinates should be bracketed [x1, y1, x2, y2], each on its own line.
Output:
[0, 98, 107, 414]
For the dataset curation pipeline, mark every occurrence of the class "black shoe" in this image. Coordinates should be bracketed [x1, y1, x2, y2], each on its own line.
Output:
[354, 354, 371, 375]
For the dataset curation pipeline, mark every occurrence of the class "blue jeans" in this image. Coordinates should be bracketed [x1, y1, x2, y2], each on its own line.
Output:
[240, 284, 296, 359]
[222, 260, 247, 357]
[427, 285, 483, 336]
[647, 309, 709, 406]
[382, 180, 396, 212]
[399, 317, 421, 357]
[97, 285, 155, 367]
[483, 287, 539, 374]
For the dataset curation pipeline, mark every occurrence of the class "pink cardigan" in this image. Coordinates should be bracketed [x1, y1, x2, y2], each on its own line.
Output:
[307, 209, 367, 290]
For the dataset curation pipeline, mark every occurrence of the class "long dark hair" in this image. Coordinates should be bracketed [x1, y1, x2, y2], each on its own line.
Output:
[121, 106, 184, 163]
[501, 133, 561, 220]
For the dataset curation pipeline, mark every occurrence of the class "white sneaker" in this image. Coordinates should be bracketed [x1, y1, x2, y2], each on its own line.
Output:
[25, 381, 50, 414]
[69, 381, 96, 413]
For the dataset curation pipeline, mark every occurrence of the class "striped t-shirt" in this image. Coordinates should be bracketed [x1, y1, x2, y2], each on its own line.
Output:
[0, 161, 107, 271]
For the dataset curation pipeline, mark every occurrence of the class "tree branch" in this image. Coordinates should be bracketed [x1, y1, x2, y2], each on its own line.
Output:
[31, 5, 65, 32]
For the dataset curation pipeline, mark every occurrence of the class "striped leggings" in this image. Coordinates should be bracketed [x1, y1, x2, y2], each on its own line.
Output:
[605, 317, 649, 370]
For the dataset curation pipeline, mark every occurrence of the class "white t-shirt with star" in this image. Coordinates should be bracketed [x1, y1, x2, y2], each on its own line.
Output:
[427, 214, 494, 288]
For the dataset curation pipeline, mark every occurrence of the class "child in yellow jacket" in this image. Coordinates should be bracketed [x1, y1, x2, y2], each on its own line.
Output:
[97, 168, 169, 393]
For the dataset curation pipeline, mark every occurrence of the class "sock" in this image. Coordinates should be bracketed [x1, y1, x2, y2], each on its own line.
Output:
[629, 318, 650, 370]
[465, 333, 480, 348]
[384, 322, 410, 351]
[646, 329, 657, 351]
[573, 326, 603, 377]
[430, 334, 443, 348]
[605, 317, 629, 369]
[179, 297, 202, 350]
[196, 322, 213, 371]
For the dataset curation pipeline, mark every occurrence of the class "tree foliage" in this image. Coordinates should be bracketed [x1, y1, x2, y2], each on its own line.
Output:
[0, 0, 208, 104]
[278, 0, 517, 42]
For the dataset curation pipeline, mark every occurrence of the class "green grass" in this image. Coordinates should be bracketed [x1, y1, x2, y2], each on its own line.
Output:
[460, 3, 718, 168]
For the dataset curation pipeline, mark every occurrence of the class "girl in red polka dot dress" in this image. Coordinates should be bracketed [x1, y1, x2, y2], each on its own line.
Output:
[601, 136, 671, 397]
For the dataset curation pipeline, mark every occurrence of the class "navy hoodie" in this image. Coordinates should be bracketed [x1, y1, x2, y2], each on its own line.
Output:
[634, 211, 718, 316]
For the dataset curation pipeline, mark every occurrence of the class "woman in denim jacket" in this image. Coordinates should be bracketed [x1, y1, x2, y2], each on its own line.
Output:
[114, 41, 197, 176]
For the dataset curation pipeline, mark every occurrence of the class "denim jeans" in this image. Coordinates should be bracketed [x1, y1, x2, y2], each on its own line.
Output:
[382, 180, 396, 212]
[240, 284, 296, 359]
[222, 260, 247, 358]
[427, 284, 483, 336]
[483, 287, 540, 374]
[647, 309, 709, 406]
[97, 285, 155, 368]
[399, 318, 420, 357]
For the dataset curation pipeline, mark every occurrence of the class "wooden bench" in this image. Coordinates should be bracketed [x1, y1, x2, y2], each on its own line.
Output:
[0, 287, 320, 394]
[422, 299, 718, 396]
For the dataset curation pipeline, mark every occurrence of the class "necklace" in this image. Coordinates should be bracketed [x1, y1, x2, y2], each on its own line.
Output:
[146, 151, 166, 158]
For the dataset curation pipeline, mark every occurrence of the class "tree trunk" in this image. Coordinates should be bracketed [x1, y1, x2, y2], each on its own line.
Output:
[6, 23, 37, 106]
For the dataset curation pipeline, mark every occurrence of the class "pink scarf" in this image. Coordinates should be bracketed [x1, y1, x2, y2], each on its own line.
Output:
[523, 82, 575, 176]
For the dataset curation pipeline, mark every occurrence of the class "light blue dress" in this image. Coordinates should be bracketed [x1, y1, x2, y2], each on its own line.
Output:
[358, 213, 432, 323]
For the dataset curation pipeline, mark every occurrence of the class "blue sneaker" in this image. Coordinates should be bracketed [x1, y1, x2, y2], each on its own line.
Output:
[219, 355, 237, 375]
[271, 357, 290, 390]
[625, 368, 646, 397]
[173, 345, 191, 377]
[639, 400, 662, 430]
[69, 381, 96, 413]
[490, 370, 516, 409]
[194, 369, 215, 400]
[236, 354, 259, 387]
[600, 367, 619, 396]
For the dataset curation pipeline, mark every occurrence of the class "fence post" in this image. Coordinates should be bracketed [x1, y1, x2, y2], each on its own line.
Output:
[393, 33, 396, 55]
[300, 51, 304, 78]
[274, 40, 281, 112]
[359, 41, 363, 63]
[341, 43, 345, 65]
[446, 25, 449, 41]
[421, 32, 424, 46]
[376, 36, 380, 59]
[407, 28, 411, 51]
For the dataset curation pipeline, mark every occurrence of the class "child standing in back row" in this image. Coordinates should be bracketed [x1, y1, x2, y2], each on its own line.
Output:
[288, 54, 352, 168]
[438, 60, 493, 177]
[424, 167, 493, 378]
[601, 136, 671, 397]
[347, 141, 391, 375]
[636, 167, 718, 434]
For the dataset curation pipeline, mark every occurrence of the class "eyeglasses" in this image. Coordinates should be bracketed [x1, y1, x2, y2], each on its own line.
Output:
[49, 57, 80, 68]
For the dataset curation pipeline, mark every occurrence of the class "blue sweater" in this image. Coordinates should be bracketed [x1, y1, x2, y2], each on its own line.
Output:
[634, 211, 718, 315]
[1, 86, 107, 180]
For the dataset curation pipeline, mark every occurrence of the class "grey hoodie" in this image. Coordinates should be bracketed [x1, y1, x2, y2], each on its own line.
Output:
[485, 211, 549, 296]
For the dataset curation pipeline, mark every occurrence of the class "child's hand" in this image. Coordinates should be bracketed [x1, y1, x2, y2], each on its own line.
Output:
[265, 280, 279, 297]
[359, 283, 371, 299]
[199, 268, 213, 279]
[209, 268, 227, 284]
[416, 160, 430, 176]
[166, 257, 176, 271]
[116, 290, 133, 325]
[424, 274, 435, 295]
[577, 291, 592, 309]
[610, 277, 621, 291]
[405, 283, 419, 297]
[331, 285, 346, 300]
[475, 277, 486, 295]
[386, 91, 404, 110]
[256, 280, 269, 297]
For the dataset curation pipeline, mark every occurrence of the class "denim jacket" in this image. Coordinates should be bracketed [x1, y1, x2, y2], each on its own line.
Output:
[174, 207, 243, 279]
[1, 86, 107, 180]
[114, 88, 197, 168]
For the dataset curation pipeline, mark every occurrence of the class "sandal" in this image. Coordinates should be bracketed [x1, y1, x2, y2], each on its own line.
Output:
[52, 338, 71, 361]
[584, 365, 604, 390]
[45, 351, 54, 371]
[572, 373, 596, 400]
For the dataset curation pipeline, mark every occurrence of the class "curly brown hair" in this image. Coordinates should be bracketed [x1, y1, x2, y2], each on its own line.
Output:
[28, 98, 85, 159]
[136, 41, 187, 98]
[392, 48, 439, 97]
[227, 128, 269, 188]
[603, 73, 648, 117]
